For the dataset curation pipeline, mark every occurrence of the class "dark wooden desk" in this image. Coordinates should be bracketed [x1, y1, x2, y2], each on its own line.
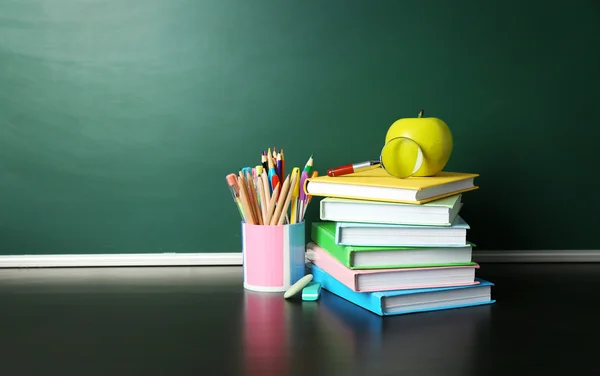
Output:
[1, 263, 598, 375]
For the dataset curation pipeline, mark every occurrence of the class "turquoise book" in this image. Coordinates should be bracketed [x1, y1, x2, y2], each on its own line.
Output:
[311, 222, 474, 269]
[310, 263, 495, 316]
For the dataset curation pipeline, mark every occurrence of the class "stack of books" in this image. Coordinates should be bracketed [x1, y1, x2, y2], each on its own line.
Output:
[304, 168, 495, 316]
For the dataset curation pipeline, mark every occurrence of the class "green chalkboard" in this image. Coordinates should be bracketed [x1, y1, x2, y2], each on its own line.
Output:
[1, 0, 599, 255]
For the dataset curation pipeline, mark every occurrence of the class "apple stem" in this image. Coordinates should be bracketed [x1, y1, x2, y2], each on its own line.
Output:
[418, 109, 424, 118]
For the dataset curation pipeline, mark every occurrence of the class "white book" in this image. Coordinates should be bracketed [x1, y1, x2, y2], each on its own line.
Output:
[320, 195, 462, 226]
[335, 216, 470, 247]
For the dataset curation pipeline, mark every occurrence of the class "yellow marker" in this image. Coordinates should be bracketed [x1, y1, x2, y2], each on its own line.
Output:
[289, 167, 301, 224]
[255, 165, 264, 176]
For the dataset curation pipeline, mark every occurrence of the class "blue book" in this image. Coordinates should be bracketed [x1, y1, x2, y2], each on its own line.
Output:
[335, 215, 470, 247]
[310, 263, 495, 316]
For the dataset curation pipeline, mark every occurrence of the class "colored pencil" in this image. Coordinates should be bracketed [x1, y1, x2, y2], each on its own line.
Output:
[270, 174, 291, 225]
[280, 149, 285, 179]
[237, 175, 255, 225]
[261, 171, 270, 203]
[238, 172, 257, 224]
[276, 152, 282, 181]
[227, 150, 314, 225]
[261, 152, 267, 171]
[277, 170, 297, 225]
[265, 183, 280, 225]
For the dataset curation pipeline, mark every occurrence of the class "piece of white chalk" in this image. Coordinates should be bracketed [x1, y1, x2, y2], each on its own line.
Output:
[284, 274, 313, 299]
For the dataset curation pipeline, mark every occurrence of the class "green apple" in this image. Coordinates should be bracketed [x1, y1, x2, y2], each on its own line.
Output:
[385, 110, 453, 176]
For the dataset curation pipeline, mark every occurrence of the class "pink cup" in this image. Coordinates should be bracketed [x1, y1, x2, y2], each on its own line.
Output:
[242, 222, 306, 292]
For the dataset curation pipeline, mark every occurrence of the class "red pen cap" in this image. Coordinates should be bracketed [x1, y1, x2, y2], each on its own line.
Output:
[327, 164, 354, 177]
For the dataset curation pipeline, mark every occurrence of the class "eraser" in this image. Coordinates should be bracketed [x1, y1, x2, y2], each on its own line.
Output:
[284, 274, 313, 299]
[302, 282, 321, 301]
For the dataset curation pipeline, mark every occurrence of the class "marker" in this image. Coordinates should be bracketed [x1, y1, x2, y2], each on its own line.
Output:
[226, 174, 245, 221]
[327, 160, 380, 177]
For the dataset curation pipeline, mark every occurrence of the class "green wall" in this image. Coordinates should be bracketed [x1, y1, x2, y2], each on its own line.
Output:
[1, 0, 599, 255]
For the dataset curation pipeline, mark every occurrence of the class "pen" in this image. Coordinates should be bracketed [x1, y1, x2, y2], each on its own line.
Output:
[226, 174, 245, 221]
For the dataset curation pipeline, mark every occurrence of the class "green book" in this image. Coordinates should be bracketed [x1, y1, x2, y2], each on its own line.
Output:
[311, 222, 475, 270]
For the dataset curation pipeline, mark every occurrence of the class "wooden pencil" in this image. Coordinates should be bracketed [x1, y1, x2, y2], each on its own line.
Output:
[237, 176, 255, 225]
[270, 174, 291, 225]
[258, 178, 268, 225]
[261, 171, 270, 203]
[238, 172, 257, 224]
[277, 171, 297, 225]
[247, 174, 263, 225]
[266, 183, 280, 225]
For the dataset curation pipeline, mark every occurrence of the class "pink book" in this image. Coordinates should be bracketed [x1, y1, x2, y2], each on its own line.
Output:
[306, 242, 480, 292]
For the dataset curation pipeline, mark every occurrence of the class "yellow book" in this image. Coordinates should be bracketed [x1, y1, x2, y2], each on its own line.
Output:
[304, 168, 479, 204]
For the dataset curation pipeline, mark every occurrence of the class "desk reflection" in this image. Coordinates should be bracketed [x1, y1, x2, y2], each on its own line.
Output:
[242, 289, 492, 376]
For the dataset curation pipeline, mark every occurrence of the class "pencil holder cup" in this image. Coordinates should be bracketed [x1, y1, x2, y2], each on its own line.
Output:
[242, 221, 306, 292]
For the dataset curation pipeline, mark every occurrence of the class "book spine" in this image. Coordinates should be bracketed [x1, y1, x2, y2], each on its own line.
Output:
[310, 264, 383, 316]
[311, 223, 352, 268]
[306, 243, 358, 290]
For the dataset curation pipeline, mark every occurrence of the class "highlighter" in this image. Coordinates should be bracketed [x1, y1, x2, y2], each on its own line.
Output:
[289, 167, 301, 224]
